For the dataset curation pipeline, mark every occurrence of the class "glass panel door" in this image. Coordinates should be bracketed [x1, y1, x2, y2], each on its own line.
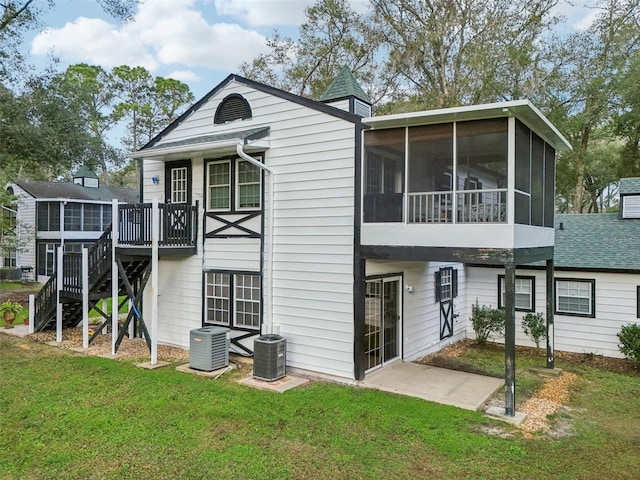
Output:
[364, 277, 401, 371]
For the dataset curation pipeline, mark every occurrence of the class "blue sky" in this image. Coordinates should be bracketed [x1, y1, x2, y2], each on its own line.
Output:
[27, 0, 600, 101]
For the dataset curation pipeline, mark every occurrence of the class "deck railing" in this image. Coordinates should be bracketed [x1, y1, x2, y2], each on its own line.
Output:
[407, 189, 507, 224]
[118, 202, 198, 248]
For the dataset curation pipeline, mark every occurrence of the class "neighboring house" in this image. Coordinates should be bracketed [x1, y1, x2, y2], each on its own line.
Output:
[128, 68, 571, 390]
[467, 176, 640, 358]
[3, 168, 138, 282]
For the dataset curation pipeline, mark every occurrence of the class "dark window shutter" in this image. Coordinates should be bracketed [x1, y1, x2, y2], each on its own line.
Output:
[452, 269, 458, 298]
[435, 270, 441, 302]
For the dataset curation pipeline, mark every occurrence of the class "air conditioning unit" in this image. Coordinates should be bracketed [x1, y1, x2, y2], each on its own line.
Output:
[253, 334, 286, 381]
[189, 326, 230, 371]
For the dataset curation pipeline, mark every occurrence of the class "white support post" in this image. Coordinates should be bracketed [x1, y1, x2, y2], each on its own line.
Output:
[56, 247, 63, 343]
[82, 247, 89, 349]
[150, 198, 159, 365]
[111, 199, 119, 356]
[28, 294, 34, 334]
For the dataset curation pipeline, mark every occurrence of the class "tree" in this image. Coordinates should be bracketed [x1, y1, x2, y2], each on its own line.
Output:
[0, 0, 137, 82]
[240, 0, 387, 102]
[53, 64, 122, 183]
[371, 0, 561, 110]
[112, 66, 194, 151]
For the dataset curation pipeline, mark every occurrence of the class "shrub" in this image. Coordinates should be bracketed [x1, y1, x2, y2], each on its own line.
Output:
[521, 312, 547, 350]
[618, 323, 640, 367]
[471, 301, 505, 344]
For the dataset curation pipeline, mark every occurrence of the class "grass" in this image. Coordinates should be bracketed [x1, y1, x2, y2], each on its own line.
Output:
[1, 336, 639, 479]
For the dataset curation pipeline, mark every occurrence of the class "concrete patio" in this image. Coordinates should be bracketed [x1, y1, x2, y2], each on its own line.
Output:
[360, 361, 503, 411]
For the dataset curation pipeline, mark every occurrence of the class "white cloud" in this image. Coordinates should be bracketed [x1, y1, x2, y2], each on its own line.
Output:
[31, 0, 269, 72]
[573, 9, 599, 31]
[214, 0, 312, 26]
[167, 70, 202, 83]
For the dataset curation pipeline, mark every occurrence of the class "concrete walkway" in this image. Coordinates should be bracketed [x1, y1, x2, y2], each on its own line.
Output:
[360, 361, 503, 411]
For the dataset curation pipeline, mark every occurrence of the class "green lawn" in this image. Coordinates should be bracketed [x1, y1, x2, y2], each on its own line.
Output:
[1, 335, 639, 480]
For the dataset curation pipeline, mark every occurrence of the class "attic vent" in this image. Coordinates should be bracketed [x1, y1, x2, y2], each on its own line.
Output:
[354, 99, 372, 117]
[622, 194, 640, 218]
[214, 94, 252, 124]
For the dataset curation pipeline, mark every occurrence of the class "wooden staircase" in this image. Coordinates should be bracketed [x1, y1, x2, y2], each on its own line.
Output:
[32, 202, 198, 351]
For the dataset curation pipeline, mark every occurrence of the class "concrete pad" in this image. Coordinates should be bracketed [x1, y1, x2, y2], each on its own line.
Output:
[485, 406, 527, 426]
[1, 325, 30, 337]
[529, 367, 563, 377]
[137, 361, 170, 370]
[360, 362, 503, 411]
[239, 375, 309, 393]
[176, 363, 236, 378]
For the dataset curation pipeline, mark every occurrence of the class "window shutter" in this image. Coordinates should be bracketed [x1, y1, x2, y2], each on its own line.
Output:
[435, 270, 441, 302]
[452, 269, 458, 298]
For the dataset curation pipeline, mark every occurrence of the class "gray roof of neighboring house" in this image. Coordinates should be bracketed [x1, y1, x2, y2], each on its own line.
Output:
[619, 177, 640, 195]
[15, 178, 139, 203]
[319, 66, 372, 104]
[554, 213, 640, 271]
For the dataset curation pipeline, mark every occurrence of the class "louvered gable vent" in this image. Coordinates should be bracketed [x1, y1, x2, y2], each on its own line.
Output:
[214, 94, 252, 124]
[622, 194, 640, 219]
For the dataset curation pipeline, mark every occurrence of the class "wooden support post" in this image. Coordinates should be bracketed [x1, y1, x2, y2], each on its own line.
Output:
[150, 198, 159, 365]
[111, 199, 119, 356]
[82, 247, 89, 349]
[546, 258, 555, 369]
[56, 247, 63, 343]
[504, 262, 516, 417]
[28, 294, 34, 334]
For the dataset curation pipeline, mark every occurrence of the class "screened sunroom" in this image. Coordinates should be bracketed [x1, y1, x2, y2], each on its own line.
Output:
[360, 100, 571, 250]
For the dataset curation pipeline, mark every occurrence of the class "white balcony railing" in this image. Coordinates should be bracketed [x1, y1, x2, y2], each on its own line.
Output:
[408, 189, 507, 224]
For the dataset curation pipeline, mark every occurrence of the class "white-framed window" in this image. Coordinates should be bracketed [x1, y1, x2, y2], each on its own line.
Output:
[498, 275, 535, 311]
[555, 278, 595, 317]
[206, 272, 230, 325]
[207, 160, 231, 211]
[236, 160, 261, 210]
[37, 242, 57, 276]
[235, 274, 261, 328]
[206, 156, 262, 212]
[171, 166, 188, 204]
[440, 268, 452, 301]
[205, 272, 261, 329]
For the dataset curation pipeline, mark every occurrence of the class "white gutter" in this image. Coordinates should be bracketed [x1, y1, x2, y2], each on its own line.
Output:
[235, 143, 275, 336]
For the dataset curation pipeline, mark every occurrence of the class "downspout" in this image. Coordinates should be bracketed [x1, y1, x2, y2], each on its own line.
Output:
[236, 142, 275, 335]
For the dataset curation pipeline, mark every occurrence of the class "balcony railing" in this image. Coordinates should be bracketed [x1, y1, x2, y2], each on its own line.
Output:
[118, 202, 198, 248]
[407, 189, 507, 224]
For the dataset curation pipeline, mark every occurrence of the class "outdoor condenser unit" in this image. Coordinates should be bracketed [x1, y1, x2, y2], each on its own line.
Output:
[253, 334, 286, 381]
[189, 326, 230, 371]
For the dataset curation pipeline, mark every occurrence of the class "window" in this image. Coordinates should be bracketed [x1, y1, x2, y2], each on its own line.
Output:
[37, 243, 57, 276]
[206, 273, 230, 325]
[206, 157, 262, 212]
[237, 160, 261, 209]
[64, 203, 82, 231]
[235, 274, 261, 328]
[434, 267, 458, 302]
[83, 204, 102, 231]
[171, 166, 188, 203]
[498, 275, 535, 311]
[37, 202, 60, 231]
[205, 272, 261, 329]
[555, 278, 595, 317]
[208, 161, 231, 210]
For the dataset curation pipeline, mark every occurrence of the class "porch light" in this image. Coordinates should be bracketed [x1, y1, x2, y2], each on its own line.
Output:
[151, 176, 160, 185]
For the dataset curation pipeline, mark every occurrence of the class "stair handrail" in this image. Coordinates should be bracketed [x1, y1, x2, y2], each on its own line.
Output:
[33, 274, 57, 331]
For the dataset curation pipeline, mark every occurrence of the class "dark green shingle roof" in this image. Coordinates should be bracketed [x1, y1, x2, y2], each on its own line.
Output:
[555, 213, 640, 270]
[619, 177, 640, 195]
[319, 66, 371, 104]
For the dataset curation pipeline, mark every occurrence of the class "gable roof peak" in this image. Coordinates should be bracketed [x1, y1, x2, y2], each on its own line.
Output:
[319, 66, 371, 105]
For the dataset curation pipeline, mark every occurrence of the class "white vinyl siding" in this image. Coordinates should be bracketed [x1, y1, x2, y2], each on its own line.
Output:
[467, 266, 635, 358]
[147, 84, 357, 378]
